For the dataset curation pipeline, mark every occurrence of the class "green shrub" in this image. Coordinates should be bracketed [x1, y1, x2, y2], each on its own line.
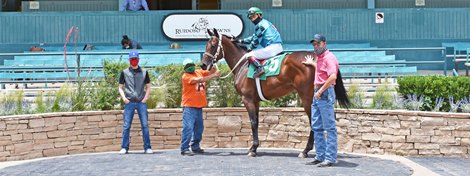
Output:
[347, 83, 365, 109]
[146, 88, 165, 109]
[208, 64, 242, 107]
[89, 80, 120, 110]
[103, 60, 128, 85]
[0, 90, 33, 115]
[371, 83, 394, 109]
[45, 91, 55, 112]
[13, 90, 24, 114]
[36, 91, 46, 113]
[54, 84, 73, 112]
[0, 92, 15, 115]
[398, 76, 470, 111]
[71, 80, 90, 111]
[154, 64, 184, 108]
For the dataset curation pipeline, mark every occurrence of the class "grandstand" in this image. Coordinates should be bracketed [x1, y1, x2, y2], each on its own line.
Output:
[0, 42, 420, 88]
[1, 0, 469, 94]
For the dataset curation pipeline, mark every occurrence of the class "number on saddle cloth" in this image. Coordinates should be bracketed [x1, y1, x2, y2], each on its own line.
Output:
[247, 52, 289, 80]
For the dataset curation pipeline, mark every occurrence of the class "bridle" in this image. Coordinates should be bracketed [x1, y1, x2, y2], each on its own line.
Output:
[203, 33, 224, 70]
[202, 32, 247, 79]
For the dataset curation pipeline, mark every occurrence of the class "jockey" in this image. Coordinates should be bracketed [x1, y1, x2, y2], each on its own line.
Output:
[233, 7, 284, 77]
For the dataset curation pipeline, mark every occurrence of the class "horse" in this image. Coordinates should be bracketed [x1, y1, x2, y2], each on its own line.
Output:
[201, 28, 349, 157]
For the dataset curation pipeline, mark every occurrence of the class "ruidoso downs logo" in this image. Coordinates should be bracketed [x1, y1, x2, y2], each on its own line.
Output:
[162, 13, 244, 40]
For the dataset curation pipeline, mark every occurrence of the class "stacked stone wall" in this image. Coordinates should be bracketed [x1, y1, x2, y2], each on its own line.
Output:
[0, 108, 469, 161]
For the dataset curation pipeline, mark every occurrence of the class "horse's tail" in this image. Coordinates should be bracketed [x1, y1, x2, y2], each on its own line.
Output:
[334, 70, 350, 109]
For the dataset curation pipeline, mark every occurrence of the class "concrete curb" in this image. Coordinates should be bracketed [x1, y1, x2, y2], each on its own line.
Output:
[349, 152, 439, 176]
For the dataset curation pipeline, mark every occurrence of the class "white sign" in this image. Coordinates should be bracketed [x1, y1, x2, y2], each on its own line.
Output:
[162, 13, 244, 40]
[272, 0, 282, 7]
[29, 2, 40, 10]
[375, 12, 384, 24]
[416, 0, 425, 6]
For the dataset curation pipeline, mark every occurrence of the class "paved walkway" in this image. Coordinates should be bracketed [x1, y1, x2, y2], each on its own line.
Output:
[407, 157, 470, 176]
[0, 149, 465, 176]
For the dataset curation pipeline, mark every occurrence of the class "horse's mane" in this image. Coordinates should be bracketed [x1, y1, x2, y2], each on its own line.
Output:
[221, 34, 249, 52]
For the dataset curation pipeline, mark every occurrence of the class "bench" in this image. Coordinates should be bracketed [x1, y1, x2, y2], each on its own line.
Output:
[0, 64, 162, 89]
[332, 51, 386, 57]
[337, 55, 396, 63]
[282, 43, 373, 50]
[340, 66, 417, 83]
[0, 70, 104, 89]
[443, 43, 470, 75]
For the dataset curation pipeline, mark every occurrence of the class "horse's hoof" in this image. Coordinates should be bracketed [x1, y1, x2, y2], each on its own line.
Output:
[298, 152, 308, 158]
[247, 152, 257, 157]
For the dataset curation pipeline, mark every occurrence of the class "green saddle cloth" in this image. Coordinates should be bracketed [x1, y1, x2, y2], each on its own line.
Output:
[247, 53, 289, 80]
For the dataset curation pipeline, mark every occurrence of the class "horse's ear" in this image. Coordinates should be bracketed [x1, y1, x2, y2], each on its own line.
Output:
[213, 28, 219, 37]
[207, 29, 214, 36]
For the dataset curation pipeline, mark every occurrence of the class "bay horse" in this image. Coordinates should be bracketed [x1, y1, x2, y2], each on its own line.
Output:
[201, 29, 349, 157]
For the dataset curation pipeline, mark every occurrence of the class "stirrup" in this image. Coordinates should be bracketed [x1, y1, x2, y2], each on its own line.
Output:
[254, 69, 265, 78]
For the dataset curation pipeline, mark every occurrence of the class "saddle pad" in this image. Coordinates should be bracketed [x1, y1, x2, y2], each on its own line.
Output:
[247, 53, 288, 80]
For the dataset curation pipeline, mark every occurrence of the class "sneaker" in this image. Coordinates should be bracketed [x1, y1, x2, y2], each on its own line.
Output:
[144, 149, 153, 154]
[317, 161, 334, 167]
[192, 148, 205, 154]
[305, 159, 323, 165]
[119, 148, 128, 155]
[181, 150, 194, 156]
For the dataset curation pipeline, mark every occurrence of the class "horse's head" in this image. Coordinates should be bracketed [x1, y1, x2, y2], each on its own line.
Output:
[201, 28, 225, 70]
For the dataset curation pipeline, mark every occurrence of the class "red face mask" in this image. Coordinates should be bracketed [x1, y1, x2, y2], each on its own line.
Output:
[130, 58, 139, 67]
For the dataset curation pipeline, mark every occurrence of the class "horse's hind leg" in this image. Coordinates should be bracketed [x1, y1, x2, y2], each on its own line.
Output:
[297, 88, 315, 158]
[243, 98, 260, 157]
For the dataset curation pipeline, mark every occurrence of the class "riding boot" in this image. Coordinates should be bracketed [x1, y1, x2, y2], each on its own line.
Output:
[247, 56, 265, 78]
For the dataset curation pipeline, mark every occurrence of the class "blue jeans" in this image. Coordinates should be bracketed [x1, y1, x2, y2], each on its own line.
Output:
[180, 107, 204, 152]
[311, 86, 337, 163]
[121, 102, 151, 150]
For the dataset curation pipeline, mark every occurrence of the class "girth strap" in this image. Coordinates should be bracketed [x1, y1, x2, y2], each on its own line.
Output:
[255, 77, 267, 101]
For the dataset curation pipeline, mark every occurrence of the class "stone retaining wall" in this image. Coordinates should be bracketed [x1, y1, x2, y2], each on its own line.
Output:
[0, 108, 469, 161]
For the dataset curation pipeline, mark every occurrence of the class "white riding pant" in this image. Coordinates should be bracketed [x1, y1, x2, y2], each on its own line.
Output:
[246, 43, 283, 60]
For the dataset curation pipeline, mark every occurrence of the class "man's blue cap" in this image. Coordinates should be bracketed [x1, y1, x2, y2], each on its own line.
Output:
[310, 34, 326, 43]
[129, 50, 139, 59]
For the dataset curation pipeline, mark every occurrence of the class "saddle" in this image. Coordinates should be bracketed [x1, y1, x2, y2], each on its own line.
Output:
[247, 52, 289, 80]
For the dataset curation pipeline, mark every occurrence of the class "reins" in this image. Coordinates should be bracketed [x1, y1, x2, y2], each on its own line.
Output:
[205, 33, 247, 79]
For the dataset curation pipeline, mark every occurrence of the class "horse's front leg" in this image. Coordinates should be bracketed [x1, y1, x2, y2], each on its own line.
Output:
[243, 98, 260, 157]
[297, 87, 315, 158]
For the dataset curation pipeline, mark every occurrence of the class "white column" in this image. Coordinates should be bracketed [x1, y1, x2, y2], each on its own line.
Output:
[192, 0, 197, 10]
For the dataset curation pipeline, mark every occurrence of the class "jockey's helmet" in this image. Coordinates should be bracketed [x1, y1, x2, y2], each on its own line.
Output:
[247, 7, 262, 18]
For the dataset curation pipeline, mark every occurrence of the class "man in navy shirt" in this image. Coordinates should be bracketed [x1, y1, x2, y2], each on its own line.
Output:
[120, 0, 149, 11]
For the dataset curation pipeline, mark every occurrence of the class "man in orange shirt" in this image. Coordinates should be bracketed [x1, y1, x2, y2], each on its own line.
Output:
[180, 59, 220, 156]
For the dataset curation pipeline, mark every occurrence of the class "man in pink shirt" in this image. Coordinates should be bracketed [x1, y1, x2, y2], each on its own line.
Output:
[303, 34, 339, 167]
